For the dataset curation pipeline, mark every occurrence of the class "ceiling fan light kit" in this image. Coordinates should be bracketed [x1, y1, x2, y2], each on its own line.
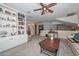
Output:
[34, 3, 57, 15]
[43, 8, 46, 10]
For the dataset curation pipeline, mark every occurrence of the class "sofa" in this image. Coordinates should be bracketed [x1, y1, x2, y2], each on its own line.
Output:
[66, 33, 79, 56]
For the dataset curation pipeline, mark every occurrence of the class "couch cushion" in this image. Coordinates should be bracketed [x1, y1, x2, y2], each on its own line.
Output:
[72, 43, 79, 49]
[68, 38, 76, 43]
[72, 43, 79, 55]
[73, 33, 79, 43]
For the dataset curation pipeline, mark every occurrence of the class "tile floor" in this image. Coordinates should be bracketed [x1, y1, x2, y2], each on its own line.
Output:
[0, 36, 74, 56]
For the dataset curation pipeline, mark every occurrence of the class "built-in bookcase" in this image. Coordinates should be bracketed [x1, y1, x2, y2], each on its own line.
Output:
[18, 13, 25, 35]
[0, 5, 17, 37]
[0, 4, 28, 52]
[0, 4, 27, 38]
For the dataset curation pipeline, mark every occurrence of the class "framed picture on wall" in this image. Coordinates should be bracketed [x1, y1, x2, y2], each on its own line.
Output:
[39, 25, 44, 30]
[39, 25, 44, 34]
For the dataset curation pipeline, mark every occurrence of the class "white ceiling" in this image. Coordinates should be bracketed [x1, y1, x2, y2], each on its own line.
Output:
[4, 3, 79, 22]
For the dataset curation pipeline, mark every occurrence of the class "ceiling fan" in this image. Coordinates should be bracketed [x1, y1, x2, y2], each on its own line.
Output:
[34, 3, 57, 15]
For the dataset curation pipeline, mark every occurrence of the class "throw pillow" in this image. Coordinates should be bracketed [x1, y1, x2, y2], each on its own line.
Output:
[73, 33, 79, 43]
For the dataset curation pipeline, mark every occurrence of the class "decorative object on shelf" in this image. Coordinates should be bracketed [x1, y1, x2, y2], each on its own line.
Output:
[18, 31, 24, 35]
[11, 25, 17, 28]
[11, 32, 17, 36]
[11, 19, 16, 22]
[5, 10, 11, 15]
[18, 31, 21, 35]
[7, 17, 10, 21]
[18, 17, 25, 21]
[0, 24, 11, 28]
[0, 8, 3, 12]
[3, 25, 5, 27]
[12, 13, 16, 16]
[18, 13, 25, 18]
[19, 22, 24, 25]
[1, 17, 6, 21]
[6, 17, 16, 22]
[0, 31, 8, 37]
[21, 26, 24, 29]
[18, 17, 23, 21]
[22, 31, 24, 34]
[18, 24, 24, 29]
[0, 24, 2, 27]
[10, 29, 17, 36]
[6, 24, 10, 27]
[0, 16, 6, 21]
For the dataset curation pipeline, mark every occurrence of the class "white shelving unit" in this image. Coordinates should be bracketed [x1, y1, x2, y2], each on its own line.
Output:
[0, 4, 28, 52]
[0, 5, 17, 37]
[18, 13, 26, 35]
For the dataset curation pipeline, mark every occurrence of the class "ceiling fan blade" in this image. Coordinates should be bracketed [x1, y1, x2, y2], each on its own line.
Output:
[47, 3, 57, 8]
[41, 10, 45, 15]
[40, 3, 44, 7]
[34, 8, 42, 11]
[47, 9, 53, 13]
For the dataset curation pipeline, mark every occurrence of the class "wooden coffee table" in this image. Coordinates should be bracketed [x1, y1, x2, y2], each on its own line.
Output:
[39, 38, 60, 56]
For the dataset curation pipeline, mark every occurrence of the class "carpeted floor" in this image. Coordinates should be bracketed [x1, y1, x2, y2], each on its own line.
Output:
[0, 36, 74, 56]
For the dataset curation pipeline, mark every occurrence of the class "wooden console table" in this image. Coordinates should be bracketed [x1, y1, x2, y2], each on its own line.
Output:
[39, 38, 60, 56]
